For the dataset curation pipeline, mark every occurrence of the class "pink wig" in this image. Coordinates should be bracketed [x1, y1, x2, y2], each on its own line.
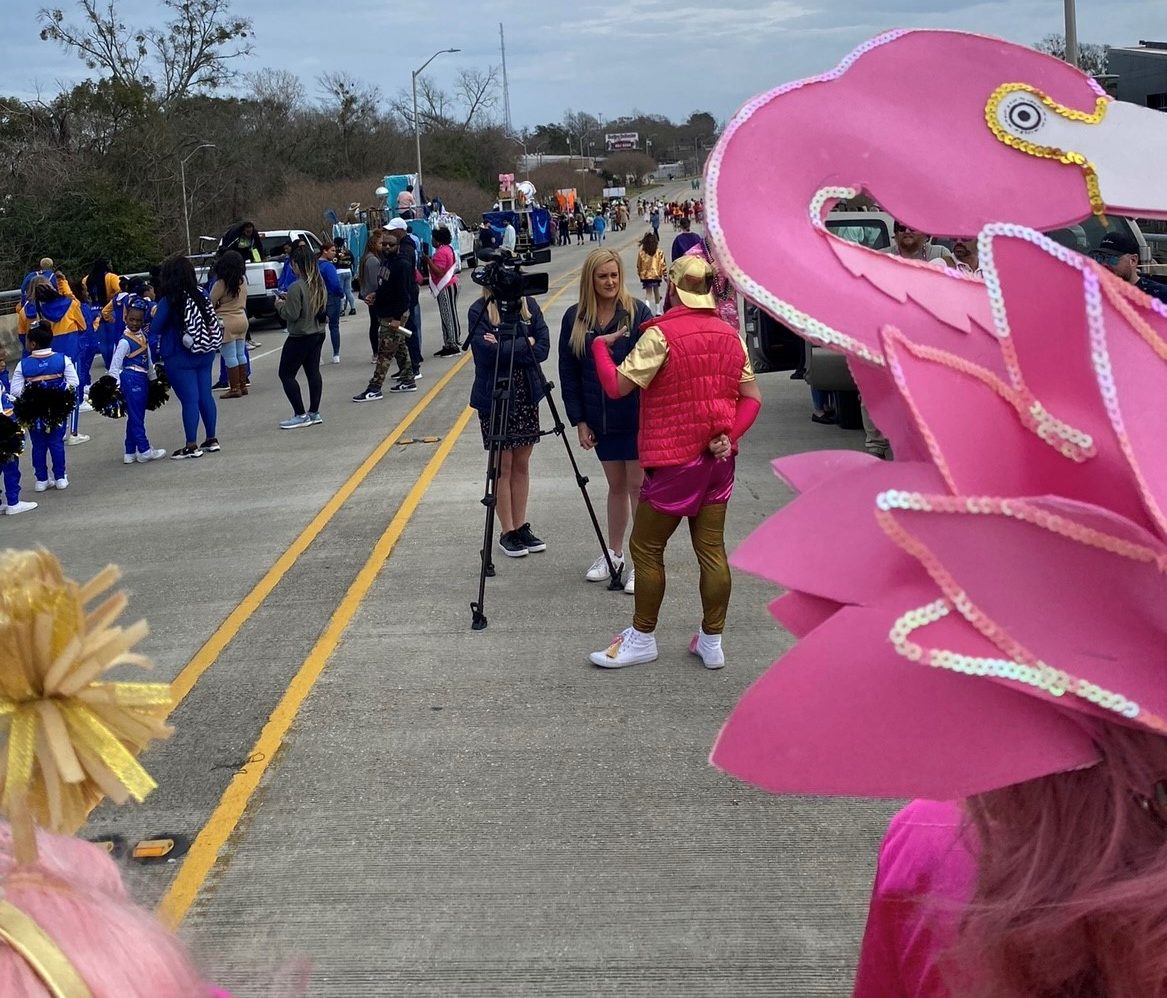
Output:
[954, 724, 1167, 997]
[0, 825, 208, 997]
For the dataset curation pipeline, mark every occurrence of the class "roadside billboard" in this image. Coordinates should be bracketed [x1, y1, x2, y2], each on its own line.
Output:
[604, 132, 639, 151]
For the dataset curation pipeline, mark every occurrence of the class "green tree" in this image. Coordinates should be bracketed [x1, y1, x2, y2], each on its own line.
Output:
[0, 180, 162, 288]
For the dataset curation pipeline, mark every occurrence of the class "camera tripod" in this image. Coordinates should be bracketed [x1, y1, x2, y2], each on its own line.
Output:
[470, 299, 623, 631]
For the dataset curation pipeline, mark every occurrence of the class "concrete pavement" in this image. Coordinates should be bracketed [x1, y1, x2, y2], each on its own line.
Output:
[17, 183, 896, 996]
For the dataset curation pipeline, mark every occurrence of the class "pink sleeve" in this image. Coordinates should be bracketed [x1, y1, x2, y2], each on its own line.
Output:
[852, 800, 974, 998]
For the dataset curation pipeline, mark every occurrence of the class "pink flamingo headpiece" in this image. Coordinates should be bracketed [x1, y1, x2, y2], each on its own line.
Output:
[708, 32, 1167, 799]
[706, 29, 1167, 462]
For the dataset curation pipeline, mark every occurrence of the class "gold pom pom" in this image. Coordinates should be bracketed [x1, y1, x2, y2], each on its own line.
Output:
[0, 550, 172, 863]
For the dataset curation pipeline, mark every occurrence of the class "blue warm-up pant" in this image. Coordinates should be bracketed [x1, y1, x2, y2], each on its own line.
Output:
[30, 425, 66, 483]
[121, 372, 152, 455]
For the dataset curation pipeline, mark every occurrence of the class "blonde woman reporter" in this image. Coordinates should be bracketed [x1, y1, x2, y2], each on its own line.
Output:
[558, 249, 653, 592]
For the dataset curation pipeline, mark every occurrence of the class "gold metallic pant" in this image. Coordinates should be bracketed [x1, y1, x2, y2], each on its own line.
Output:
[629, 501, 731, 635]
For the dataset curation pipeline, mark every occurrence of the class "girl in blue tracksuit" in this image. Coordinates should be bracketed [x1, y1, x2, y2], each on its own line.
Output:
[108, 297, 166, 464]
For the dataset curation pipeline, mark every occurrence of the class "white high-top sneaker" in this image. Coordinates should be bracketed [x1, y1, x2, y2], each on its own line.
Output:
[590, 627, 658, 669]
[689, 629, 725, 670]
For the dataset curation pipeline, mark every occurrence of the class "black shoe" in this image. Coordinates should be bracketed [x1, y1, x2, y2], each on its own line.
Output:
[201, 437, 221, 452]
[498, 531, 528, 558]
[353, 386, 384, 402]
[388, 380, 417, 393]
[810, 412, 837, 425]
[515, 523, 546, 553]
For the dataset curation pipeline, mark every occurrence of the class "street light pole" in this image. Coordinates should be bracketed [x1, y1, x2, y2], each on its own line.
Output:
[412, 47, 461, 199]
[1064, 0, 1079, 67]
[180, 142, 216, 257]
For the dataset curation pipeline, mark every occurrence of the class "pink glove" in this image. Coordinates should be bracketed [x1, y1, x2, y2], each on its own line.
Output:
[590, 337, 621, 399]
[730, 395, 761, 444]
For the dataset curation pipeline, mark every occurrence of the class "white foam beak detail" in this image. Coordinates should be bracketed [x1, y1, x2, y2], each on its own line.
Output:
[1085, 102, 1167, 215]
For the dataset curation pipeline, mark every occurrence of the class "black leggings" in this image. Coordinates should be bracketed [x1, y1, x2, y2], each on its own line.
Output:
[279, 332, 325, 415]
[368, 303, 378, 357]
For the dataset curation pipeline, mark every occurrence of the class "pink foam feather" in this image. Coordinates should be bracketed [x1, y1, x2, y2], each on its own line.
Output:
[730, 458, 947, 603]
[711, 605, 1100, 800]
[769, 591, 843, 638]
[886, 496, 1167, 728]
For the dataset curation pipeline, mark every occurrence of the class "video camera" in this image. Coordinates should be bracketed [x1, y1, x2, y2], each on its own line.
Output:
[472, 247, 551, 304]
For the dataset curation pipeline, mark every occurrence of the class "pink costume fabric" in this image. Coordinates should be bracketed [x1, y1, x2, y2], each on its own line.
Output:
[702, 27, 1167, 994]
[852, 800, 974, 998]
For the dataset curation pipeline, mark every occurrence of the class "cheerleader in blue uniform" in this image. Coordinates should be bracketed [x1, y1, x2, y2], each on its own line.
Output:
[75, 280, 103, 411]
[10, 324, 78, 492]
[18, 276, 89, 445]
[0, 380, 36, 515]
[108, 297, 166, 465]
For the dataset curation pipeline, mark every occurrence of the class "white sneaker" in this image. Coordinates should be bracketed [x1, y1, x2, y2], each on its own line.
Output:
[123, 454, 136, 465]
[34, 481, 49, 493]
[623, 569, 635, 594]
[689, 629, 726, 670]
[137, 448, 167, 462]
[590, 627, 658, 669]
[66, 434, 89, 446]
[586, 549, 623, 582]
[79, 401, 94, 413]
[332, 355, 341, 364]
[5, 501, 37, 515]
[54, 476, 69, 490]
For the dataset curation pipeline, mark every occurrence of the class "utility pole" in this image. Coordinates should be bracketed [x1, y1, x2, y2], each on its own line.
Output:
[500, 23, 513, 135]
[1064, 0, 1079, 67]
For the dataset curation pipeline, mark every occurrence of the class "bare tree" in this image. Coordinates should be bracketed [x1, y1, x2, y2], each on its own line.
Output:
[455, 67, 499, 129]
[318, 72, 382, 170]
[38, 0, 252, 105]
[247, 69, 305, 120]
[1034, 33, 1110, 76]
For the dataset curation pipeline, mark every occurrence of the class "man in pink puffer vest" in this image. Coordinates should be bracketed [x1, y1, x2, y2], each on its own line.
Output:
[588, 255, 763, 670]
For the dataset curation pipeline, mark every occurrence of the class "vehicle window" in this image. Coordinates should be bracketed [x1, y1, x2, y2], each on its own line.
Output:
[1044, 215, 1135, 255]
[825, 220, 891, 250]
[1133, 217, 1167, 264]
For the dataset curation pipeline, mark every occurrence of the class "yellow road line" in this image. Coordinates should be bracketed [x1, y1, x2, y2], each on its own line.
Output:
[158, 404, 477, 929]
[156, 235, 642, 925]
[168, 354, 470, 705]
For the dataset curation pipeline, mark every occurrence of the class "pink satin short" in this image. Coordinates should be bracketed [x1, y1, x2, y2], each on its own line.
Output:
[640, 454, 735, 518]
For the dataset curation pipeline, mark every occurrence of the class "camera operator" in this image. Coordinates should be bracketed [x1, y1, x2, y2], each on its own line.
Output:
[467, 284, 551, 559]
[353, 227, 416, 402]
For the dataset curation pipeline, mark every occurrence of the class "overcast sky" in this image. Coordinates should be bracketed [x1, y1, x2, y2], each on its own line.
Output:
[2, 1, 1163, 128]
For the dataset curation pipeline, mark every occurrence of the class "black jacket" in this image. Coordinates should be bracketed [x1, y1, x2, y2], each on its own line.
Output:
[468, 297, 551, 412]
[557, 299, 651, 438]
[397, 236, 421, 307]
[371, 252, 413, 320]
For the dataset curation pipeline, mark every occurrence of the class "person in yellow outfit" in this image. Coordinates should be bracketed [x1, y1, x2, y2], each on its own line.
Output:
[18, 276, 90, 445]
[636, 231, 667, 315]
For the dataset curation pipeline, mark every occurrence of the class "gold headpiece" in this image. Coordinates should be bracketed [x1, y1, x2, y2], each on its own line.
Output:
[0, 549, 172, 993]
[0, 549, 172, 862]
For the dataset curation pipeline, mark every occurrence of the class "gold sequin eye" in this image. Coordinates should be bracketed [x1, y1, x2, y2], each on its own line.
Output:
[1000, 94, 1045, 135]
